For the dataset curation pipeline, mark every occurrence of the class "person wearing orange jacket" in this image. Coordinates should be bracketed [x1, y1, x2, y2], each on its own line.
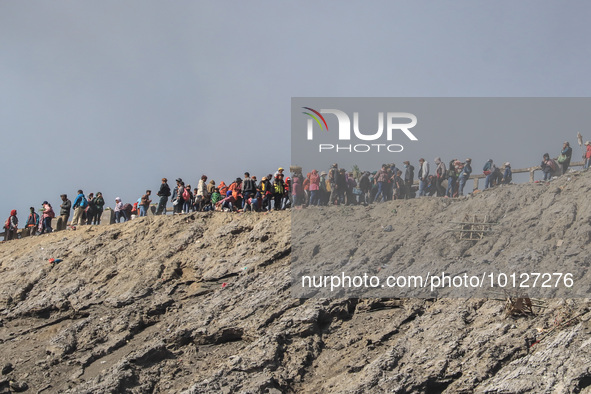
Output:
[228, 178, 243, 208]
[218, 181, 228, 197]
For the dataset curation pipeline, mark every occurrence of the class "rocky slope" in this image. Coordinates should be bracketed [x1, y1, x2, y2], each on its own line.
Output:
[0, 172, 591, 393]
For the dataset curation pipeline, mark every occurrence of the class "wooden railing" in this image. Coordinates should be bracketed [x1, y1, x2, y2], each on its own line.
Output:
[468, 160, 585, 190]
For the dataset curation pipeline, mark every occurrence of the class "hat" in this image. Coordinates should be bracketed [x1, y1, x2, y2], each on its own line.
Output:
[320, 171, 327, 176]
[42, 201, 48, 205]
[116, 197, 121, 201]
[176, 178, 182, 183]
[585, 141, 590, 146]
[278, 167, 284, 171]
[465, 158, 471, 162]
[262, 176, 267, 181]
[505, 162, 510, 166]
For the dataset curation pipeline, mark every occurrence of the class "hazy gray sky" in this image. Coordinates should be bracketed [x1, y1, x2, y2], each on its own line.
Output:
[2, 1, 591, 216]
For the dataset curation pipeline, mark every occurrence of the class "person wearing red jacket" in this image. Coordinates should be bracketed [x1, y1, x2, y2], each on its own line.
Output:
[584, 141, 591, 170]
[309, 170, 320, 206]
[4, 210, 18, 241]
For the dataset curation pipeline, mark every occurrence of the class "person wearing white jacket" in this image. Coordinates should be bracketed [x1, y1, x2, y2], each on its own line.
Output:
[417, 158, 430, 197]
[196, 175, 209, 211]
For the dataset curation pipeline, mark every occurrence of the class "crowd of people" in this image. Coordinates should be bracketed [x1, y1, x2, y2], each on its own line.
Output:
[3, 140, 589, 241]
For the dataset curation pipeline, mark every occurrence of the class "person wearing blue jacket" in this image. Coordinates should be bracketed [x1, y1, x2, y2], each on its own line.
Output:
[71, 190, 87, 226]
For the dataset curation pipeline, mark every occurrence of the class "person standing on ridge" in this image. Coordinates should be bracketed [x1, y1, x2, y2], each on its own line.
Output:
[309, 169, 320, 206]
[393, 170, 404, 200]
[328, 163, 339, 205]
[86, 193, 96, 225]
[26, 207, 39, 236]
[196, 175, 209, 211]
[93, 192, 105, 224]
[502, 162, 512, 184]
[417, 158, 429, 197]
[172, 179, 185, 215]
[156, 178, 171, 215]
[242, 173, 256, 209]
[483, 159, 495, 189]
[372, 164, 389, 203]
[541, 153, 556, 181]
[4, 210, 18, 241]
[57, 194, 71, 231]
[559, 141, 572, 174]
[114, 197, 126, 222]
[403, 161, 414, 199]
[40, 201, 55, 234]
[584, 141, 591, 170]
[71, 190, 87, 226]
[140, 190, 152, 216]
[273, 173, 285, 210]
[457, 158, 472, 196]
[259, 176, 273, 211]
[434, 157, 446, 197]
[445, 159, 457, 197]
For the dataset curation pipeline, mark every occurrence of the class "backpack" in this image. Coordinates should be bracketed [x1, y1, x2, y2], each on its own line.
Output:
[182, 189, 190, 201]
[79, 196, 88, 208]
[274, 181, 283, 194]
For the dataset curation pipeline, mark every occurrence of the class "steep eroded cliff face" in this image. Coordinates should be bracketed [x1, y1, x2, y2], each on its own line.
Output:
[1, 171, 591, 393]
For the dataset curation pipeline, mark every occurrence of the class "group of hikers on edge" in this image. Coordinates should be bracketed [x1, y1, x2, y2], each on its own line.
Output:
[4, 139, 589, 241]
